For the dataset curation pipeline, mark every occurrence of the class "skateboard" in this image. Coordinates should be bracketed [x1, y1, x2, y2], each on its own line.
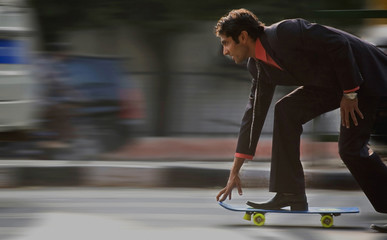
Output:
[218, 201, 359, 228]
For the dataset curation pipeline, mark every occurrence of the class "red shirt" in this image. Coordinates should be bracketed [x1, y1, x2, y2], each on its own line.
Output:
[255, 38, 282, 70]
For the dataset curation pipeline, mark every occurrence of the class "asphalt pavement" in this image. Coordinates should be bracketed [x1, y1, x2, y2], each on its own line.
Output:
[1, 137, 381, 190]
[2, 188, 384, 240]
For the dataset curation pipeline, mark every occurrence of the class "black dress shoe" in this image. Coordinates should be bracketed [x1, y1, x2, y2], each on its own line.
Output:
[371, 224, 387, 233]
[246, 193, 308, 211]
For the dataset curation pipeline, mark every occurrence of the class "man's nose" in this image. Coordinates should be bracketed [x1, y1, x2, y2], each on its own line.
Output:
[223, 47, 229, 56]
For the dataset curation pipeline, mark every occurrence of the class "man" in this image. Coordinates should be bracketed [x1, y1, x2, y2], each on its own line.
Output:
[214, 8, 387, 232]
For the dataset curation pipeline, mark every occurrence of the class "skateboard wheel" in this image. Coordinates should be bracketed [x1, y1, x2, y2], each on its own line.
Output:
[321, 214, 334, 228]
[252, 213, 265, 226]
[243, 213, 252, 221]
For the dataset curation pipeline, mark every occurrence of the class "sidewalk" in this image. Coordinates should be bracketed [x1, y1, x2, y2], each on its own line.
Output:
[0, 137, 366, 190]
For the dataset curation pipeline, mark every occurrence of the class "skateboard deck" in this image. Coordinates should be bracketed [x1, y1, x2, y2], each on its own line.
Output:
[219, 201, 359, 228]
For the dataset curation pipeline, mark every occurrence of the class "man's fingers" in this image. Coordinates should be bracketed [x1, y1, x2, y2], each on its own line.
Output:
[222, 189, 230, 201]
[340, 107, 350, 128]
[344, 111, 350, 128]
[237, 182, 243, 196]
[342, 107, 364, 128]
[216, 175, 244, 202]
[340, 108, 345, 127]
[216, 187, 232, 202]
[356, 107, 364, 120]
[216, 188, 226, 201]
[341, 97, 363, 129]
[351, 111, 358, 126]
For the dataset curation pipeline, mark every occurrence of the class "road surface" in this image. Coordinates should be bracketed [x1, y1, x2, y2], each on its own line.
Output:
[0, 188, 385, 239]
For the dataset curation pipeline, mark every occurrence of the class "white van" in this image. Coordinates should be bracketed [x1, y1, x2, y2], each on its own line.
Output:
[0, 0, 40, 139]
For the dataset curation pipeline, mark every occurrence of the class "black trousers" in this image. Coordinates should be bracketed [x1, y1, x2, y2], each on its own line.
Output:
[269, 86, 387, 213]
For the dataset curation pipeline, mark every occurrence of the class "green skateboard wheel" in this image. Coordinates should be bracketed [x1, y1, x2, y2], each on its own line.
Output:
[321, 214, 334, 228]
[252, 213, 265, 226]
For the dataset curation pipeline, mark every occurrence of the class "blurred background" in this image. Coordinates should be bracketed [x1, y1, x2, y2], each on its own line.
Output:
[0, 0, 386, 160]
[0, 1, 386, 239]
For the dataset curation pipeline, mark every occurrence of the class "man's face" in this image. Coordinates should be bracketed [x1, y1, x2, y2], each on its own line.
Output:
[219, 34, 249, 64]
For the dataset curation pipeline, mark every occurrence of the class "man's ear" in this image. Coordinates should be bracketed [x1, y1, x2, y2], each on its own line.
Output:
[239, 31, 249, 43]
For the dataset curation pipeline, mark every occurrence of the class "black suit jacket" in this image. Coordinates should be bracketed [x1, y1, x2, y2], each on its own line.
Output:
[236, 18, 387, 157]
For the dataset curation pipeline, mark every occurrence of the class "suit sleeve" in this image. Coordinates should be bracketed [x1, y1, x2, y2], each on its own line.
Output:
[276, 19, 362, 92]
[235, 71, 275, 159]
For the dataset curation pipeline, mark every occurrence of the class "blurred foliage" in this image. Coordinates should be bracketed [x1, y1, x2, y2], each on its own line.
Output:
[28, 0, 365, 43]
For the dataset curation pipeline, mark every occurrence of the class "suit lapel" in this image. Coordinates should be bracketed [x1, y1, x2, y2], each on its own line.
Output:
[260, 25, 285, 70]
[259, 25, 299, 84]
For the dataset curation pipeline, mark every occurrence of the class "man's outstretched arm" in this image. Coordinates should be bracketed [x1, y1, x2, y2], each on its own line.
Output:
[216, 157, 245, 202]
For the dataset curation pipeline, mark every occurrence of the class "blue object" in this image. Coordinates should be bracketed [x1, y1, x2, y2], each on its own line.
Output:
[0, 39, 26, 64]
[218, 201, 360, 214]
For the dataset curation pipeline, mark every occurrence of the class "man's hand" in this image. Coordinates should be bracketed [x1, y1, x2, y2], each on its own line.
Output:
[340, 96, 363, 128]
[216, 173, 243, 202]
[216, 157, 245, 202]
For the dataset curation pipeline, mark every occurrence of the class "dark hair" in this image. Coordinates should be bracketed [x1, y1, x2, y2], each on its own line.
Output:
[215, 8, 264, 43]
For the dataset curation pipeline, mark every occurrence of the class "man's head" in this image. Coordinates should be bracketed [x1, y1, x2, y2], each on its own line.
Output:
[215, 8, 264, 43]
[215, 9, 264, 64]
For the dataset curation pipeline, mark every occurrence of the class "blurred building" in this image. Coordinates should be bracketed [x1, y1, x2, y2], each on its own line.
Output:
[0, 0, 41, 140]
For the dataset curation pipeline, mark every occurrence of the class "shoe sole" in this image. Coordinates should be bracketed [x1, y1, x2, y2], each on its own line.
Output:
[246, 201, 308, 211]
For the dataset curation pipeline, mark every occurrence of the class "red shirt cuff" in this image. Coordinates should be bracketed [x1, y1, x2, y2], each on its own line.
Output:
[235, 153, 254, 160]
[343, 86, 359, 93]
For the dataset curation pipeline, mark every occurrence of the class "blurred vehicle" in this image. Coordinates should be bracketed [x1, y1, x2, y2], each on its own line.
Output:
[0, 1, 40, 141]
[65, 56, 142, 154]
[34, 53, 143, 160]
[0, 0, 143, 160]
